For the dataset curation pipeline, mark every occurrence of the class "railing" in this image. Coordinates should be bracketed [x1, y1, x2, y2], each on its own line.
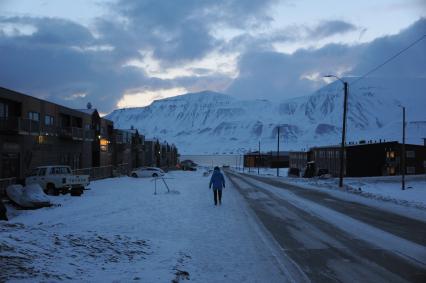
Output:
[0, 117, 40, 134]
[72, 163, 131, 181]
[115, 163, 131, 176]
[73, 165, 113, 180]
[42, 125, 57, 136]
[0, 177, 16, 197]
[0, 118, 95, 141]
[58, 127, 84, 140]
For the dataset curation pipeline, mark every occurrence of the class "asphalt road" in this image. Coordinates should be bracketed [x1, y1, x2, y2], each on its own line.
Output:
[226, 171, 426, 283]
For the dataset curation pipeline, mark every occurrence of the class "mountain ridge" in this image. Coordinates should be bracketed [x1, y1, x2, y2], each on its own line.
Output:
[106, 77, 426, 154]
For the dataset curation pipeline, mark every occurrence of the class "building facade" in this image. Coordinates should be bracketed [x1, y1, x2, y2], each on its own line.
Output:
[244, 151, 289, 168]
[289, 141, 426, 177]
[0, 87, 179, 183]
[0, 87, 95, 181]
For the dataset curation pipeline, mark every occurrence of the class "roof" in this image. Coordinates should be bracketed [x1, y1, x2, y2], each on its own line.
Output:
[311, 141, 399, 150]
[76, 109, 98, 115]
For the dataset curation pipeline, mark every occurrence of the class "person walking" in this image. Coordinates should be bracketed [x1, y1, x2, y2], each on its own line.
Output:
[209, 166, 225, 206]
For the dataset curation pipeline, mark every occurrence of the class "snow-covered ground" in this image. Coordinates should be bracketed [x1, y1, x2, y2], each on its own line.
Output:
[1, 170, 288, 282]
[241, 168, 426, 209]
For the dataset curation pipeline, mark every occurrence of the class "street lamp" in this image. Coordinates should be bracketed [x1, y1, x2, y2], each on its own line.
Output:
[324, 75, 348, 188]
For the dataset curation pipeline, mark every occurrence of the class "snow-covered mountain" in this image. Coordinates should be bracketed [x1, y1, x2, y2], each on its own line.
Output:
[106, 78, 426, 154]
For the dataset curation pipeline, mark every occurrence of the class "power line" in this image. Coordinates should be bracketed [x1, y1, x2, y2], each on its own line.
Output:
[351, 34, 426, 86]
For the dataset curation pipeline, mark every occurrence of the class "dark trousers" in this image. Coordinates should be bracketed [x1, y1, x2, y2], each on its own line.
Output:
[213, 189, 222, 205]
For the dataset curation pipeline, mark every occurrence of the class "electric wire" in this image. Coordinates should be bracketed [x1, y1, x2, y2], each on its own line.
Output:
[351, 34, 426, 86]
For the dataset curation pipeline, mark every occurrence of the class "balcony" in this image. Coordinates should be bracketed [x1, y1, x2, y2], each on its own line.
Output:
[0, 117, 96, 142]
[58, 127, 84, 140]
[0, 117, 40, 134]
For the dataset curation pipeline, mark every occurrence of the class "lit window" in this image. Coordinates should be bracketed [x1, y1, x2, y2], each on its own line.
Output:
[100, 138, 109, 152]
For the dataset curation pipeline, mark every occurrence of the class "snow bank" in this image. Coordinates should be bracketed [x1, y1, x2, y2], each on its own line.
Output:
[6, 184, 51, 209]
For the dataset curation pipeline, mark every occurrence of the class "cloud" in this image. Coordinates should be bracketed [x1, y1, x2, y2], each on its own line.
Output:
[307, 20, 358, 39]
[0, 0, 279, 112]
[227, 18, 426, 101]
[102, 0, 279, 65]
[351, 18, 426, 78]
[0, 1, 424, 114]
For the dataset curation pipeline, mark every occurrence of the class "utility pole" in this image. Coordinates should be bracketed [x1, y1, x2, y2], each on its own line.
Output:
[339, 82, 348, 188]
[401, 106, 406, 190]
[258, 141, 260, 175]
[324, 75, 348, 188]
[277, 126, 280, 177]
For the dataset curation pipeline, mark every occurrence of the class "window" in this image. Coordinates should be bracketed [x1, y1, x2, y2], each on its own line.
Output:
[45, 115, 54, 125]
[0, 102, 8, 118]
[406, 167, 415, 174]
[406, 151, 415, 158]
[28, 111, 40, 121]
[387, 151, 395, 159]
[28, 168, 39, 177]
[38, 168, 47, 176]
[50, 167, 71, 174]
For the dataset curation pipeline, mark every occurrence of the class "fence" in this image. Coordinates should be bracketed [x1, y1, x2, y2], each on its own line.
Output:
[73, 163, 130, 181]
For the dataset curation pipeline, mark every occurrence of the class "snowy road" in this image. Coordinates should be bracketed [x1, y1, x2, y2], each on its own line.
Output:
[226, 170, 426, 283]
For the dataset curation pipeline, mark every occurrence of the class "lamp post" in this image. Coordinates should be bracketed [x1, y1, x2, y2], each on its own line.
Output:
[324, 75, 348, 188]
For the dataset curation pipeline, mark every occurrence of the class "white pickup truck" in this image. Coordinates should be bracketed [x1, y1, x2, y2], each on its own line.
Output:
[25, 166, 89, 196]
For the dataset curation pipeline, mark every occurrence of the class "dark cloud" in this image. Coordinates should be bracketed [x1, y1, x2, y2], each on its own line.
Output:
[307, 20, 358, 39]
[227, 44, 362, 100]
[227, 18, 426, 101]
[105, 0, 279, 64]
[0, 16, 168, 111]
[0, 17, 95, 46]
[352, 18, 426, 78]
[0, 0, 279, 112]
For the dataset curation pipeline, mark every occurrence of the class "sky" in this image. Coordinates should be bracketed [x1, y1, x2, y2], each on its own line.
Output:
[0, 0, 425, 114]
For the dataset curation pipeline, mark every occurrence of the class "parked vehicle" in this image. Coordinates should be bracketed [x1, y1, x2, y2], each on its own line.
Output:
[131, 167, 165, 178]
[179, 160, 197, 171]
[25, 166, 89, 196]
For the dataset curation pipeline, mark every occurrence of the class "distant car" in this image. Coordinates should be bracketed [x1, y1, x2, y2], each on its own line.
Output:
[131, 167, 165, 178]
[179, 160, 197, 171]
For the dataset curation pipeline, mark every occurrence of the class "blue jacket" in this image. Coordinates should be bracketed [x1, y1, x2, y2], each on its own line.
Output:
[209, 170, 225, 190]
